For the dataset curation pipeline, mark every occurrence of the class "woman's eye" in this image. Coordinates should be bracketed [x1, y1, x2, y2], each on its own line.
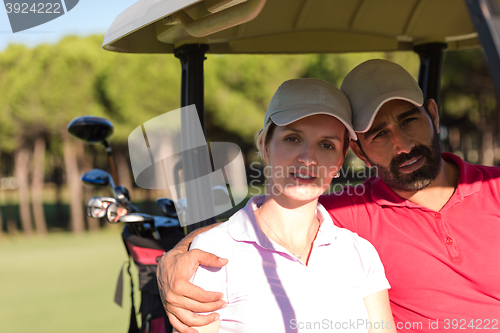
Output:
[285, 136, 299, 142]
[320, 142, 335, 149]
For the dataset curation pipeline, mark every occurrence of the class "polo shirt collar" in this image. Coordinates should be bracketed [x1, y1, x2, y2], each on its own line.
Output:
[370, 152, 483, 209]
[227, 195, 337, 253]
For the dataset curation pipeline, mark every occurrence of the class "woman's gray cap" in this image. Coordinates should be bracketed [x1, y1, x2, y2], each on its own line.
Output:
[264, 78, 357, 140]
[341, 59, 424, 133]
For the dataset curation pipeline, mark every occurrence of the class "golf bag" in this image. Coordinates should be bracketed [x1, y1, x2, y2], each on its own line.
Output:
[115, 225, 185, 333]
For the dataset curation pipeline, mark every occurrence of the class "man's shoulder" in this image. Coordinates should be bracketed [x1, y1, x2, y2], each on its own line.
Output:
[445, 152, 500, 183]
[468, 161, 500, 177]
[319, 178, 375, 208]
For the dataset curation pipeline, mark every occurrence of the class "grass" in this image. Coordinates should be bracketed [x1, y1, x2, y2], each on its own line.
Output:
[0, 227, 143, 333]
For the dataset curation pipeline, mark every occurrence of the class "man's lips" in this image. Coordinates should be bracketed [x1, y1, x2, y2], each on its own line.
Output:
[399, 156, 424, 173]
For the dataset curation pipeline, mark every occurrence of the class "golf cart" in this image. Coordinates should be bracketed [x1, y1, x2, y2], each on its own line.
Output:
[99, 1, 500, 332]
[102, 0, 500, 232]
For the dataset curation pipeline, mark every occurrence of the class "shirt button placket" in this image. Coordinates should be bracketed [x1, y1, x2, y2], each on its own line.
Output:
[433, 212, 462, 263]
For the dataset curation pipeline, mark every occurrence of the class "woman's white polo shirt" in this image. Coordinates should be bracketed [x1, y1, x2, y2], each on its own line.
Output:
[190, 195, 390, 332]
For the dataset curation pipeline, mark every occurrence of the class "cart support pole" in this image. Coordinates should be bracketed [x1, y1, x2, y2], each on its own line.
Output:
[465, 0, 500, 98]
[174, 44, 217, 233]
[413, 42, 447, 112]
[175, 44, 210, 134]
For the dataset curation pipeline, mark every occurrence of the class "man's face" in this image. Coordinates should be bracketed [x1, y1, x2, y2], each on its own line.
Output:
[353, 99, 442, 192]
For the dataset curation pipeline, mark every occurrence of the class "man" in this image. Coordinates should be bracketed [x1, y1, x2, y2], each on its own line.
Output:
[157, 59, 500, 332]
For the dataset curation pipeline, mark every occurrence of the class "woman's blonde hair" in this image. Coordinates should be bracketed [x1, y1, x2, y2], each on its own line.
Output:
[255, 121, 276, 161]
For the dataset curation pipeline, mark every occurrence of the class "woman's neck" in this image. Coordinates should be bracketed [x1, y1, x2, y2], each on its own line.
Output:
[256, 194, 319, 262]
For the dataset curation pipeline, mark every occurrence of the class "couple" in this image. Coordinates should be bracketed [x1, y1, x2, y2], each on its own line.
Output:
[158, 60, 500, 332]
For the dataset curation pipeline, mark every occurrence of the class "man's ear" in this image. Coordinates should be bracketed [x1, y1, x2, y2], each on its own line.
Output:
[344, 141, 350, 158]
[350, 140, 371, 167]
[426, 99, 440, 133]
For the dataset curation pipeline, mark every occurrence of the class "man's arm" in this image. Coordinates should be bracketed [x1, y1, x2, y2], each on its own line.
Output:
[156, 223, 228, 333]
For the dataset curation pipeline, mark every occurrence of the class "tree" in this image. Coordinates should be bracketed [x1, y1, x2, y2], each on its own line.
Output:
[441, 49, 498, 165]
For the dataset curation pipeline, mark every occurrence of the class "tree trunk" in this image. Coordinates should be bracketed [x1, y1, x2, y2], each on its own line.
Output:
[62, 138, 85, 234]
[116, 152, 133, 197]
[482, 129, 495, 166]
[81, 149, 98, 232]
[4, 184, 17, 236]
[0, 204, 3, 240]
[6, 190, 17, 235]
[51, 156, 65, 228]
[15, 148, 33, 236]
[31, 137, 47, 235]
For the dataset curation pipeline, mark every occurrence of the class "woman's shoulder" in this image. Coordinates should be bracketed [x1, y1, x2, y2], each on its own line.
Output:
[191, 222, 231, 250]
[190, 198, 257, 251]
[190, 196, 265, 256]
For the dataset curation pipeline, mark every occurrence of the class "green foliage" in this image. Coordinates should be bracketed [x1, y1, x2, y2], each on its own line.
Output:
[94, 52, 181, 142]
[1, 34, 495, 181]
[0, 36, 423, 158]
[205, 54, 307, 141]
[442, 49, 496, 121]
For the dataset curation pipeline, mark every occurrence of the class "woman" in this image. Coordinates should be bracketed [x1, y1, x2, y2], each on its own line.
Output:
[188, 78, 395, 333]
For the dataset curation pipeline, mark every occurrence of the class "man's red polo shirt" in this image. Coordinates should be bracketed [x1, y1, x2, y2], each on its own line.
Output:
[319, 153, 500, 332]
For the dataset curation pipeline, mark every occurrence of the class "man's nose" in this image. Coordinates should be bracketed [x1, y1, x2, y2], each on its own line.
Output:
[393, 131, 415, 154]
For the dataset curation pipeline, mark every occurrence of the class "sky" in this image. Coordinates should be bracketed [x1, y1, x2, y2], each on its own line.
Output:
[0, 0, 139, 51]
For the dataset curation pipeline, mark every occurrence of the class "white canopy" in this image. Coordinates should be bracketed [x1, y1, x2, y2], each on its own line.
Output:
[103, 0, 485, 54]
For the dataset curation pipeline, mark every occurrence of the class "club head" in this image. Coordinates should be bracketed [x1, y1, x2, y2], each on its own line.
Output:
[106, 201, 129, 223]
[82, 169, 116, 189]
[86, 196, 116, 218]
[115, 185, 131, 204]
[156, 198, 178, 218]
[67, 116, 114, 145]
[118, 213, 155, 223]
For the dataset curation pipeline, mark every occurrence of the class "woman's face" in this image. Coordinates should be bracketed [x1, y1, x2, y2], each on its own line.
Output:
[265, 114, 347, 202]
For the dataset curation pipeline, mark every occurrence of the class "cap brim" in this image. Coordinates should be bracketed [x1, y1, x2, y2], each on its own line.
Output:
[270, 107, 357, 141]
[354, 89, 424, 133]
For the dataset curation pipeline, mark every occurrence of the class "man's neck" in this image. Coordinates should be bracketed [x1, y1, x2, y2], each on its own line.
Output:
[392, 158, 460, 211]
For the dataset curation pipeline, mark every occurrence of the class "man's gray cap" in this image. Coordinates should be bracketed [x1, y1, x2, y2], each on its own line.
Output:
[341, 59, 424, 133]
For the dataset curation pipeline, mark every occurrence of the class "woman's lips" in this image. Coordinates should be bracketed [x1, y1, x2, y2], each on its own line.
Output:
[290, 173, 317, 183]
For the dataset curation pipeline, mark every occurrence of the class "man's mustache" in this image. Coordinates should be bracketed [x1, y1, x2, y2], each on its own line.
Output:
[390, 145, 433, 170]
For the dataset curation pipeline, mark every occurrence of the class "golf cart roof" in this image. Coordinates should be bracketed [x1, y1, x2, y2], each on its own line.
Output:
[103, 0, 483, 54]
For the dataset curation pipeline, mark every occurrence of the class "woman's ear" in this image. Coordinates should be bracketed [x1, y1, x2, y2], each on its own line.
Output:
[350, 140, 371, 167]
[263, 147, 269, 162]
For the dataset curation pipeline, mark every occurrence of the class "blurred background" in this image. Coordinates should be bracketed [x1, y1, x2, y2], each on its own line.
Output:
[1, 1, 499, 333]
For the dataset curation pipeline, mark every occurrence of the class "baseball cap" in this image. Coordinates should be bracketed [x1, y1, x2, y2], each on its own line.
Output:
[264, 78, 357, 140]
[341, 59, 424, 133]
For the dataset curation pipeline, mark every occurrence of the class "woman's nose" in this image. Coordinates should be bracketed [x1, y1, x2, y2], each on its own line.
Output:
[297, 147, 317, 166]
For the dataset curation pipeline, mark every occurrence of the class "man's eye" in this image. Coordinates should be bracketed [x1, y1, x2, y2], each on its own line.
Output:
[373, 131, 386, 139]
[402, 118, 417, 125]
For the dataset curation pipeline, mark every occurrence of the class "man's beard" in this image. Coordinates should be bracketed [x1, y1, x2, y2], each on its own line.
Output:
[368, 130, 442, 192]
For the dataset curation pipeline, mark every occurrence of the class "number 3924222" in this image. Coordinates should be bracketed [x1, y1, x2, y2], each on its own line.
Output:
[443, 319, 498, 330]
[5, 2, 62, 14]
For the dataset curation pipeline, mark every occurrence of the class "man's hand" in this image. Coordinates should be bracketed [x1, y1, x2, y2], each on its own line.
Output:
[157, 242, 228, 333]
